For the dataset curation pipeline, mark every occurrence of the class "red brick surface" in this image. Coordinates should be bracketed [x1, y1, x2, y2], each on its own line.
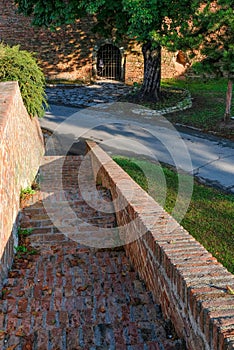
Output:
[87, 140, 234, 350]
[0, 156, 183, 349]
[0, 82, 44, 291]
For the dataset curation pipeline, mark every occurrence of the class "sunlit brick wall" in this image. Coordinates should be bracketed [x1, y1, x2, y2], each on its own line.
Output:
[0, 82, 44, 290]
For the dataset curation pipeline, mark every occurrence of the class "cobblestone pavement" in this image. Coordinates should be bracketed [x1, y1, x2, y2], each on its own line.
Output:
[46, 80, 133, 108]
[0, 156, 185, 350]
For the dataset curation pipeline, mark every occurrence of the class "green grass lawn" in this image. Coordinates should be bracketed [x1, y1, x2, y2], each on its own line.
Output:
[162, 78, 233, 132]
[113, 156, 234, 274]
[124, 78, 234, 140]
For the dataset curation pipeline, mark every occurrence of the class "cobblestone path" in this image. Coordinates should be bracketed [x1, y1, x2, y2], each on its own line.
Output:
[46, 80, 133, 108]
[0, 156, 184, 350]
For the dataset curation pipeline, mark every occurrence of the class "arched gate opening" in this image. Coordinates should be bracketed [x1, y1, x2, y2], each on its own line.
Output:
[97, 44, 122, 80]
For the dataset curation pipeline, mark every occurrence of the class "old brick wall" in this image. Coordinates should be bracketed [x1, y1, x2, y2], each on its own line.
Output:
[0, 81, 44, 291]
[0, 0, 96, 82]
[87, 140, 234, 350]
[0, 0, 186, 83]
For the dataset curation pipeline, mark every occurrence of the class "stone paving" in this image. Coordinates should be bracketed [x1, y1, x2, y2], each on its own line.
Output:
[45, 80, 192, 115]
[46, 80, 133, 108]
[0, 155, 185, 349]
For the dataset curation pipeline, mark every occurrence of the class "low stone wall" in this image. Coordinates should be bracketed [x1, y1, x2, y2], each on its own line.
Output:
[86, 140, 234, 350]
[0, 81, 44, 290]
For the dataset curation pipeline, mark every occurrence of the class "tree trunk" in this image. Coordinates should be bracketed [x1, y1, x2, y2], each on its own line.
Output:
[224, 79, 233, 122]
[140, 41, 161, 101]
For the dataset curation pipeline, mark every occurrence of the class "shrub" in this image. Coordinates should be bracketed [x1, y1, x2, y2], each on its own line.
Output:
[0, 43, 47, 117]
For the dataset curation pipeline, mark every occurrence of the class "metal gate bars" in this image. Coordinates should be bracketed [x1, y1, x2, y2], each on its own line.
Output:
[97, 44, 121, 80]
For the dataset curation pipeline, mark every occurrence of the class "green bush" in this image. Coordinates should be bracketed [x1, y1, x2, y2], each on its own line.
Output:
[0, 43, 47, 117]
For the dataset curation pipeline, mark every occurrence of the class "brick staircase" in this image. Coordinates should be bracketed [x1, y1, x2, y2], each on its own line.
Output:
[0, 156, 184, 350]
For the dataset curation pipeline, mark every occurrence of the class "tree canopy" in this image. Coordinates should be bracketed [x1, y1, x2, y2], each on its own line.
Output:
[15, 0, 201, 100]
[181, 0, 234, 119]
[15, 0, 198, 43]
[15, 0, 234, 118]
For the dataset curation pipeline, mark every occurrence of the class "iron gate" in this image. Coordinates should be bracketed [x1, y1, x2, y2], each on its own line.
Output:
[97, 44, 121, 80]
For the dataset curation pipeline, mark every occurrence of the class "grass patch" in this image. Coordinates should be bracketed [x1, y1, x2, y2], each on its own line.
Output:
[162, 78, 232, 132]
[124, 85, 190, 110]
[46, 78, 92, 85]
[124, 78, 234, 140]
[113, 156, 234, 274]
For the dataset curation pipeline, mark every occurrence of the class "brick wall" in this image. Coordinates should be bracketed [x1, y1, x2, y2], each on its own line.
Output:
[0, 81, 44, 291]
[86, 140, 234, 350]
[0, 0, 185, 83]
[0, 0, 96, 82]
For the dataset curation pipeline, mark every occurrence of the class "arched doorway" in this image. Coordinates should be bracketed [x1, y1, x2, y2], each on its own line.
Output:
[97, 44, 122, 80]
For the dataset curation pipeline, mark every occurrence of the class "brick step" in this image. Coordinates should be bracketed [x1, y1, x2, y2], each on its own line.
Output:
[0, 155, 184, 349]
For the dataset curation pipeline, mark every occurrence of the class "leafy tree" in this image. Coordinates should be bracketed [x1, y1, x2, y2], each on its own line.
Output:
[15, 0, 201, 101]
[183, 1, 234, 121]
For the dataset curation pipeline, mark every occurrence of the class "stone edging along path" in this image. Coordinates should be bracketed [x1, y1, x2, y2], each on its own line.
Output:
[86, 140, 234, 350]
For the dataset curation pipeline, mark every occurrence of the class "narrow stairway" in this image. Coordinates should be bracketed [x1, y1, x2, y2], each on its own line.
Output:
[0, 155, 184, 350]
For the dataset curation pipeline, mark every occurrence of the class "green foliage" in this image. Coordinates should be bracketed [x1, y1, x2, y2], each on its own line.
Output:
[14, 0, 234, 80]
[18, 227, 33, 236]
[14, 0, 233, 107]
[20, 186, 36, 200]
[15, 0, 85, 28]
[113, 156, 234, 273]
[14, 245, 28, 253]
[15, 0, 199, 47]
[181, 1, 234, 79]
[0, 43, 47, 117]
[15, 226, 37, 257]
[14, 0, 202, 96]
[14, 244, 37, 256]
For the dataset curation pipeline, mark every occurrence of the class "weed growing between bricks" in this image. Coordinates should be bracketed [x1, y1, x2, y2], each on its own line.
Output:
[15, 227, 38, 258]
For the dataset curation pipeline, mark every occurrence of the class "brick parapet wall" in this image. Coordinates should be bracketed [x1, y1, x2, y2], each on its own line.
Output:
[0, 81, 44, 291]
[86, 140, 234, 350]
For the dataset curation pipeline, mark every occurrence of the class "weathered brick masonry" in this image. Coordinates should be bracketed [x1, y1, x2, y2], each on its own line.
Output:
[0, 0, 185, 83]
[0, 82, 44, 291]
[87, 140, 234, 350]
